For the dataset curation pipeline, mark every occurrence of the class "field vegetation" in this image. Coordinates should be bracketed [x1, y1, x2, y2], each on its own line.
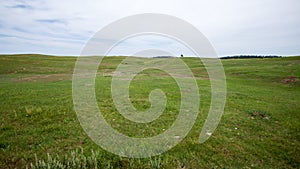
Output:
[0, 54, 299, 168]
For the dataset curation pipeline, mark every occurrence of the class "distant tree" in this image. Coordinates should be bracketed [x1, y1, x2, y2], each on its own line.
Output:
[180, 54, 183, 57]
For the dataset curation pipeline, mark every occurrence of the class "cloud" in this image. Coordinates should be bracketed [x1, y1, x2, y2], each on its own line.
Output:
[0, 34, 13, 38]
[0, 0, 299, 56]
[107, 35, 195, 57]
[36, 19, 66, 24]
[8, 4, 33, 9]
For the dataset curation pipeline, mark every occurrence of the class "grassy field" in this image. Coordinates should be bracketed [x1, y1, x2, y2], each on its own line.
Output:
[0, 54, 299, 168]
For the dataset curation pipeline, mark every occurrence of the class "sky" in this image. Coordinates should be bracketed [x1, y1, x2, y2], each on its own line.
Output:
[0, 0, 299, 57]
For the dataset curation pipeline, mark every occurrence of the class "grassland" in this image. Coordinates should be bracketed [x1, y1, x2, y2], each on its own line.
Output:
[0, 54, 299, 168]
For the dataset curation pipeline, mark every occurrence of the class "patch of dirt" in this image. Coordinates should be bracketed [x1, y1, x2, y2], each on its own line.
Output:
[98, 71, 209, 81]
[13, 74, 71, 82]
[282, 76, 298, 84]
[250, 111, 266, 118]
[249, 111, 269, 119]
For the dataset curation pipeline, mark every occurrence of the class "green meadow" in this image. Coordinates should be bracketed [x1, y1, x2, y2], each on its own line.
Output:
[0, 54, 299, 168]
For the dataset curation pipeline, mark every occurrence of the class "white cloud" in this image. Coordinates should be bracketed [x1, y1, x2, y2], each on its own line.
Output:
[0, 0, 299, 56]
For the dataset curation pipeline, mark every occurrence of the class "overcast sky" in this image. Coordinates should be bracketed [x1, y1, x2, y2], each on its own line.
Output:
[0, 0, 299, 56]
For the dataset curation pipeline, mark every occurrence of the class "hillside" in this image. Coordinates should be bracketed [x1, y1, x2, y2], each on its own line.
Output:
[0, 54, 299, 168]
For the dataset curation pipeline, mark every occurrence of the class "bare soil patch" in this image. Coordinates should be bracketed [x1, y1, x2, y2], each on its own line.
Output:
[13, 74, 71, 82]
[282, 76, 298, 84]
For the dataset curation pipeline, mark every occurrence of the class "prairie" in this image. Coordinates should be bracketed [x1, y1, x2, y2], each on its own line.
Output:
[0, 54, 299, 168]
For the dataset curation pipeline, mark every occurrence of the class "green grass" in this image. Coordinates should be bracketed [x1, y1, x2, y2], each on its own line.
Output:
[0, 54, 299, 168]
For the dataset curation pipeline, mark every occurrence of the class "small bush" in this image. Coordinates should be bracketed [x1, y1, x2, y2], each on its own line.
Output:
[28, 149, 99, 169]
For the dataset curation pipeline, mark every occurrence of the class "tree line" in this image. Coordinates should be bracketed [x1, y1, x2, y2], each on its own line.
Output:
[220, 55, 282, 59]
